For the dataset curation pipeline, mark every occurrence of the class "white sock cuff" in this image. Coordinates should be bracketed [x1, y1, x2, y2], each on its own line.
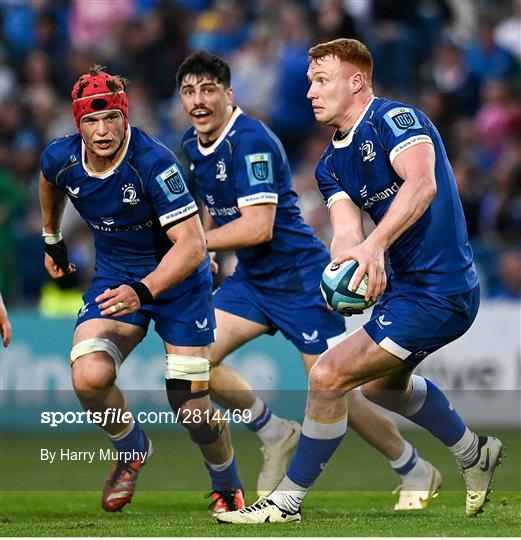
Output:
[302, 413, 347, 440]
[243, 397, 265, 424]
[390, 441, 414, 469]
[109, 415, 135, 441]
[276, 474, 307, 495]
[205, 451, 234, 472]
[396, 375, 428, 417]
[448, 427, 475, 453]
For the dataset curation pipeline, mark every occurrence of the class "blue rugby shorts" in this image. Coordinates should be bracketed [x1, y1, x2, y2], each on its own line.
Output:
[213, 273, 346, 355]
[76, 272, 216, 347]
[364, 283, 480, 366]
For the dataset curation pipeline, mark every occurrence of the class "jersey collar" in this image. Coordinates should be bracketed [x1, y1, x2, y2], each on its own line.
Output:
[81, 125, 132, 179]
[332, 97, 376, 149]
[196, 107, 243, 156]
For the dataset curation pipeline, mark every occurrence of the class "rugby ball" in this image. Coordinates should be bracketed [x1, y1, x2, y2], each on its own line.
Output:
[320, 259, 375, 314]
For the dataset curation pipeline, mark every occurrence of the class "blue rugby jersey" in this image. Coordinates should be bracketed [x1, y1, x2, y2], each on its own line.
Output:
[315, 97, 478, 295]
[182, 107, 329, 294]
[40, 127, 209, 291]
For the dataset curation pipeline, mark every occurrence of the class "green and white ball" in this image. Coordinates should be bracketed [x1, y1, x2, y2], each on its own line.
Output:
[320, 260, 375, 315]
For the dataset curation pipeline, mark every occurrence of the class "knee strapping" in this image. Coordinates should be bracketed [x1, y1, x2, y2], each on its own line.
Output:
[165, 378, 221, 445]
[70, 338, 123, 375]
[165, 354, 210, 381]
[165, 378, 209, 411]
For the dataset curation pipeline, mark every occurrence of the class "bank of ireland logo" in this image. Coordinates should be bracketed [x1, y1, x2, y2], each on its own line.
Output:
[216, 159, 227, 181]
[360, 140, 376, 162]
[122, 183, 140, 205]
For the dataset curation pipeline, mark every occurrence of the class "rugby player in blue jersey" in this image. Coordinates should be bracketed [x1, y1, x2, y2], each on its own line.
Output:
[218, 39, 503, 524]
[39, 66, 244, 515]
[178, 51, 441, 510]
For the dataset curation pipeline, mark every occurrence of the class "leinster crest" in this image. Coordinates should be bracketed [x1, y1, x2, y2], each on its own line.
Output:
[122, 183, 140, 205]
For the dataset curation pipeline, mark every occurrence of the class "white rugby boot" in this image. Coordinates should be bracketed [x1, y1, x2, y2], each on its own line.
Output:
[461, 436, 503, 517]
[216, 497, 301, 524]
[257, 420, 301, 497]
[393, 460, 442, 510]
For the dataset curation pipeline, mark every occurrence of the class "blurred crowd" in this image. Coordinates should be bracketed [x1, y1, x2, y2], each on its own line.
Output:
[1, 0, 520, 312]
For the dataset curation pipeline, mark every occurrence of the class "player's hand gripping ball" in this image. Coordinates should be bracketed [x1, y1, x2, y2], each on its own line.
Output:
[320, 260, 376, 315]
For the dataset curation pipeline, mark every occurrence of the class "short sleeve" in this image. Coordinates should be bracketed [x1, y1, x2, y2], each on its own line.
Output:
[377, 106, 434, 164]
[231, 135, 279, 208]
[144, 148, 198, 228]
[315, 152, 350, 209]
[40, 139, 66, 189]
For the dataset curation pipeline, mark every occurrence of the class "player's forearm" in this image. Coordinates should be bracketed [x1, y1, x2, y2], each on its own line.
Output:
[141, 235, 206, 297]
[206, 216, 272, 251]
[202, 209, 215, 232]
[39, 174, 67, 233]
[367, 177, 436, 251]
[330, 230, 365, 260]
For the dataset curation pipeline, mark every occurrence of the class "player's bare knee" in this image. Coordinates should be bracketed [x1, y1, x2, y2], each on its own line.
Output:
[70, 338, 122, 394]
[71, 354, 117, 395]
[165, 354, 221, 445]
[309, 358, 350, 392]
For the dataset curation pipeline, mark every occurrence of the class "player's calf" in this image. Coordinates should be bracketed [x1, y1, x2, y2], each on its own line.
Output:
[165, 354, 243, 504]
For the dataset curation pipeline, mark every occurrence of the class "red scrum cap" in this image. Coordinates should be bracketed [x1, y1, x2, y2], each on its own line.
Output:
[71, 65, 128, 129]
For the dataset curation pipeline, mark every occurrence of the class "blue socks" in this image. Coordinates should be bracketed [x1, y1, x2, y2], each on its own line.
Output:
[397, 375, 467, 446]
[286, 413, 348, 489]
[205, 453, 242, 491]
[111, 417, 146, 458]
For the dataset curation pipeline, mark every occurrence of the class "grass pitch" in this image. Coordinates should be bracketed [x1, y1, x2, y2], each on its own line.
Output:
[1, 428, 519, 536]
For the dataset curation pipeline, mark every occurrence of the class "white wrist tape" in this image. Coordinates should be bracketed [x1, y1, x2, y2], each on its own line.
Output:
[42, 229, 63, 245]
